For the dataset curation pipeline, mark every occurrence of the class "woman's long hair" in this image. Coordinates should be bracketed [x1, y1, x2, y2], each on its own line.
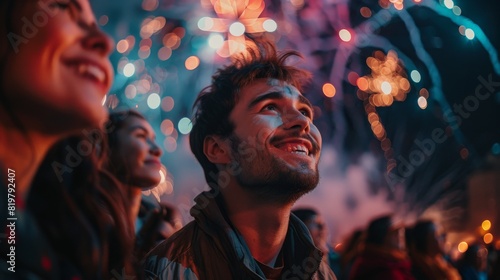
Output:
[28, 135, 135, 279]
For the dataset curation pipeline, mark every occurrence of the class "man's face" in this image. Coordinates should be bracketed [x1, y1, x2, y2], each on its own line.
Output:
[226, 78, 322, 204]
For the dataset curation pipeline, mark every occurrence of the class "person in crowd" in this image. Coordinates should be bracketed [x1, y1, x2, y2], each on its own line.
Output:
[143, 40, 336, 279]
[456, 243, 488, 280]
[406, 220, 461, 280]
[339, 229, 364, 280]
[0, 0, 134, 278]
[136, 200, 184, 256]
[104, 109, 170, 259]
[349, 215, 414, 280]
[104, 110, 163, 229]
[293, 207, 342, 277]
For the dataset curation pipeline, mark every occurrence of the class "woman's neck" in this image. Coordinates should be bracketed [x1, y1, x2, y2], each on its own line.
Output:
[128, 187, 143, 231]
[0, 123, 58, 201]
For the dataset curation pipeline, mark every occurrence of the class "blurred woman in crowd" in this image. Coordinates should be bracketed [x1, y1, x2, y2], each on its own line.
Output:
[349, 215, 414, 280]
[407, 220, 461, 280]
[0, 0, 134, 278]
[104, 110, 173, 259]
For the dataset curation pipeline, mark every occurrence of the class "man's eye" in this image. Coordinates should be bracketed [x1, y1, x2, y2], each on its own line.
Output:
[49, 1, 71, 9]
[263, 104, 277, 111]
[300, 109, 312, 118]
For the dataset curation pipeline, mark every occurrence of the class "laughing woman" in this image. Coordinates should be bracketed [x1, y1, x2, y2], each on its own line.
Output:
[0, 0, 132, 278]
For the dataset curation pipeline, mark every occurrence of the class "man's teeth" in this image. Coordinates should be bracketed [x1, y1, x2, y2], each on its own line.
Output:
[77, 64, 106, 83]
[280, 144, 309, 155]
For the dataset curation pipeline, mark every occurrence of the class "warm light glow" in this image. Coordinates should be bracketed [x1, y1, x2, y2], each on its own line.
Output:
[458, 242, 468, 253]
[339, 29, 352, 42]
[142, 0, 159, 11]
[381, 81, 392, 94]
[418, 96, 428, 109]
[163, 33, 181, 49]
[322, 83, 336, 98]
[161, 96, 175, 112]
[360, 7, 372, 18]
[357, 77, 369, 91]
[147, 93, 161, 109]
[482, 220, 492, 231]
[198, 17, 214, 31]
[116, 39, 129, 53]
[419, 88, 429, 98]
[208, 33, 224, 49]
[138, 46, 151, 59]
[458, 25, 466, 35]
[178, 117, 193, 135]
[185, 56, 200, 70]
[394, 3, 404, 10]
[411, 70, 421, 83]
[443, 0, 454, 9]
[98, 15, 109, 26]
[158, 47, 172, 61]
[465, 28, 475, 40]
[290, 0, 305, 9]
[125, 85, 137, 99]
[263, 19, 277, 32]
[161, 119, 174, 136]
[164, 136, 177, 153]
[123, 63, 135, 77]
[484, 233, 494, 244]
[229, 22, 246, 36]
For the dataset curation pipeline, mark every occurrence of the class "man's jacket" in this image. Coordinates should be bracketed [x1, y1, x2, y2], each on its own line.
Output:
[142, 191, 336, 280]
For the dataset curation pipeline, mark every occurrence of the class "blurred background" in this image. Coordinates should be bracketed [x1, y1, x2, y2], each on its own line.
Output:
[91, 0, 500, 253]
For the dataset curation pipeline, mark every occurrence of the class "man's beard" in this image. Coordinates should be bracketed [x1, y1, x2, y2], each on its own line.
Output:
[229, 135, 319, 205]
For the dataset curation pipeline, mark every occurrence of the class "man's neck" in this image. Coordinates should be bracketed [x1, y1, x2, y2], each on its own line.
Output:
[221, 186, 292, 266]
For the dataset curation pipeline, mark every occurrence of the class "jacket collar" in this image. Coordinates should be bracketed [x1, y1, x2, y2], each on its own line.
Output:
[190, 191, 323, 278]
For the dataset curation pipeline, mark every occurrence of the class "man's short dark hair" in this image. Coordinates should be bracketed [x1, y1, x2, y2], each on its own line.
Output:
[189, 39, 312, 187]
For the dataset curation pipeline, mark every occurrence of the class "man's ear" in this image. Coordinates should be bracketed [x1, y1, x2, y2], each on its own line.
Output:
[203, 135, 231, 164]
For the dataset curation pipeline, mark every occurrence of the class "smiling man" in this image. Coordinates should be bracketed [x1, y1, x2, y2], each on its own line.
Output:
[143, 41, 336, 280]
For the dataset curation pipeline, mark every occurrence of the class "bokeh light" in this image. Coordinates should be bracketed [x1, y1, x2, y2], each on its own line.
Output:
[322, 83, 336, 98]
[339, 29, 352, 42]
[484, 233, 493, 244]
[117, 39, 129, 54]
[418, 96, 428, 109]
[443, 0, 454, 9]
[457, 241, 468, 253]
[465, 28, 475, 40]
[160, 119, 174, 136]
[147, 93, 161, 109]
[360, 7, 372, 18]
[229, 22, 246, 36]
[263, 19, 277, 32]
[178, 117, 193, 135]
[410, 70, 421, 83]
[185, 56, 200, 70]
[482, 220, 491, 231]
[208, 33, 224, 49]
[123, 63, 136, 77]
[161, 96, 175, 112]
